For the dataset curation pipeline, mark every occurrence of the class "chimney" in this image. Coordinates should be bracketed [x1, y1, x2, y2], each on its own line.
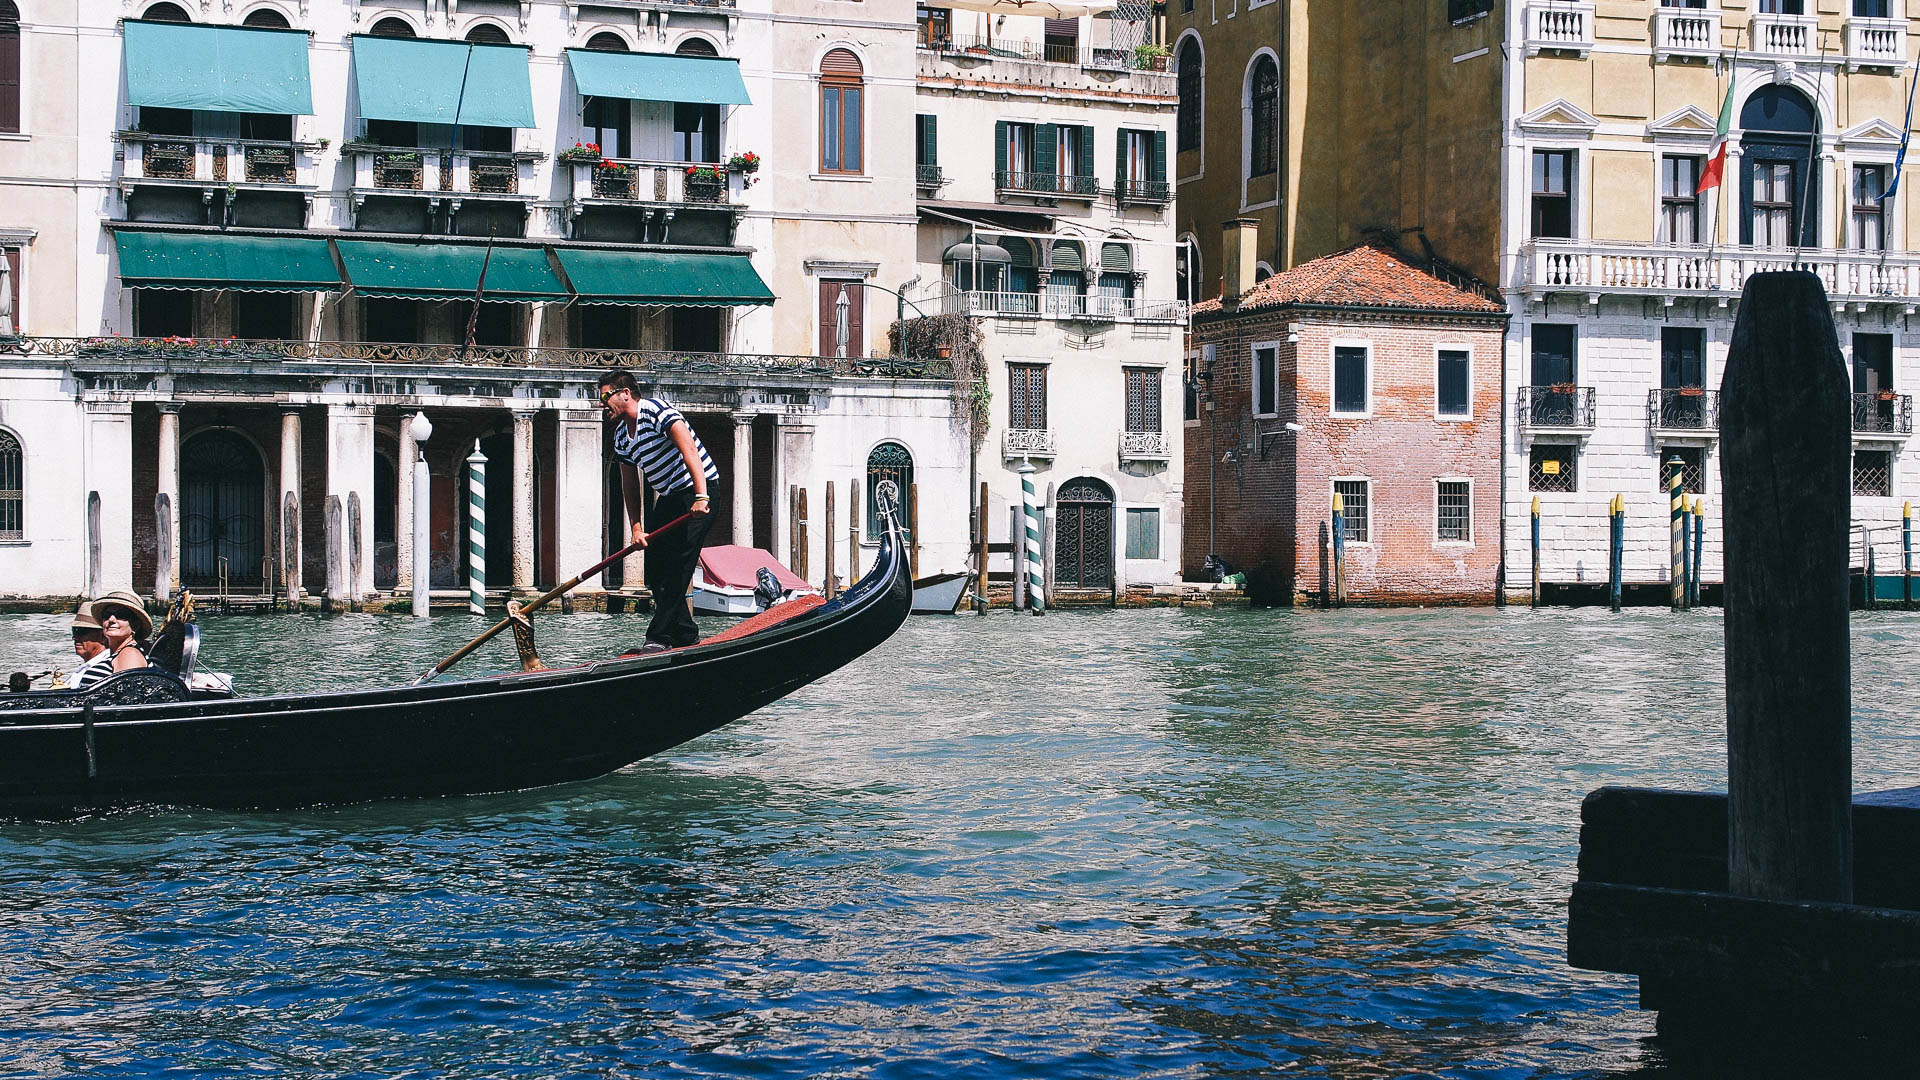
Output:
[1221, 218, 1259, 308]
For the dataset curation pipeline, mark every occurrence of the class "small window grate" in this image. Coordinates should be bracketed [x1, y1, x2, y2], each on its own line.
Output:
[1334, 479, 1370, 543]
[1530, 444, 1577, 493]
[1437, 481, 1470, 542]
[1659, 447, 1706, 496]
[1853, 449, 1893, 498]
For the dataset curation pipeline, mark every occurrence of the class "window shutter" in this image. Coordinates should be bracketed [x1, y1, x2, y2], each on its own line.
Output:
[0, 10, 18, 134]
[995, 120, 1008, 177]
[846, 283, 864, 357]
[1035, 123, 1057, 178]
[1077, 125, 1094, 177]
[1151, 131, 1166, 183]
[918, 113, 937, 167]
[1115, 128, 1129, 186]
[820, 47, 863, 78]
[1036, 365, 1049, 427]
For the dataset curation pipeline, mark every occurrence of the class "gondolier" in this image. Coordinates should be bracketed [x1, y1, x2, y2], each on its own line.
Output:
[599, 370, 719, 649]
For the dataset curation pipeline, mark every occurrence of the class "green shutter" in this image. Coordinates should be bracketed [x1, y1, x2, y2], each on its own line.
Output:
[1077, 125, 1094, 176]
[917, 114, 937, 167]
[995, 120, 1008, 178]
[1035, 123, 1057, 179]
[1151, 130, 1167, 183]
[1115, 127, 1129, 186]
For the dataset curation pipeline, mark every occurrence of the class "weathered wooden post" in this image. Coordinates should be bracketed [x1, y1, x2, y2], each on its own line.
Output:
[1865, 537, 1877, 612]
[848, 478, 861, 586]
[1530, 496, 1541, 608]
[1904, 501, 1913, 610]
[824, 481, 836, 598]
[974, 481, 988, 613]
[1040, 480, 1054, 613]
[324, 495, 344, 613]
[1318, 520, 1331, 609]
[1331, 493, 1346, 608]
[86, 492, 102, 600]
[153, 493, 173, 606]
[1679, 491, 1693, 610]
[1691, 497, 1706, 607]
[282, 491, 300, 609]
[466, 442, 487, 616]
[1608, 495, 1623, 613]
[910, 482, 921, 581]
[1721, 270, 1853, 904]
[1011, 504, 1026, 610]
[788, 484, 799, 572]
[348, 491, 364, 608]
[797, 487, 810, 584]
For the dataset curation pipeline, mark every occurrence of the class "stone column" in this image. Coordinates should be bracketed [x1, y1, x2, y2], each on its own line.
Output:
[731, 413, 754, 546]
[325, 403, 377, 601]
[155, 403, 181, 599]
[769, 415, 788, 565]
[396, 411, 419, 593]
[512, 409, 536, 592]
[555, 409, 606, 598]
[279, 407, 302, 604]
[83, 401, 135, 593]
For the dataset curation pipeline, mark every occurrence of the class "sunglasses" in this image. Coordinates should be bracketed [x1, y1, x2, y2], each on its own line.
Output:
[599, 387, 626, 404]
[99, 609, 136, 624]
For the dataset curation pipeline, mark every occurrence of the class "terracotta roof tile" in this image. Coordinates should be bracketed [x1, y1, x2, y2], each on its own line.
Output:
[1192, 243, 1505, 317]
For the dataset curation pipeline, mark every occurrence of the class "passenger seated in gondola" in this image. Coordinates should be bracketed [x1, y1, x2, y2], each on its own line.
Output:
[67, 610, 115, 689]
[89, 590, 153, 675]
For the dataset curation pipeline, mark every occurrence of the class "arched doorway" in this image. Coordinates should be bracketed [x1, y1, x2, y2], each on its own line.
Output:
[865, 441, 914, 540]
[180, 429, 265, 587]
[1054, 477, 1113, 589]
[1739, 85, 1818, 248]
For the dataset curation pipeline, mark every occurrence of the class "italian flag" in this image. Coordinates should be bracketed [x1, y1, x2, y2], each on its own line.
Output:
[1697, 76, 1737, 194]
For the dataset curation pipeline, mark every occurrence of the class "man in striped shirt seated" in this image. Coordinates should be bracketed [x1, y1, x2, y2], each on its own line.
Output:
[599, 369, 719, 650]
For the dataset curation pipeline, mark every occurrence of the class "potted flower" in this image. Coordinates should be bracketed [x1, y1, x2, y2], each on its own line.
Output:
[726, 151, 760, 174]
[1132, 42, 1170, 71]
[558, 141, 604, 164]
[597, 157, 631, 174]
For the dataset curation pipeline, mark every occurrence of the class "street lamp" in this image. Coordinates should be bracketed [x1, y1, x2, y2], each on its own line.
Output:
[409, 412, 433, 619]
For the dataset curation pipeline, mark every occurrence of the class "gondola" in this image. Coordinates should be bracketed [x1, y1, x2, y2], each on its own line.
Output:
[0, 496, 912, 817]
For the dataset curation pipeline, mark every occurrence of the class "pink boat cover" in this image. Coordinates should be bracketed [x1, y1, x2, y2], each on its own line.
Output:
[698, 545, 810, 592]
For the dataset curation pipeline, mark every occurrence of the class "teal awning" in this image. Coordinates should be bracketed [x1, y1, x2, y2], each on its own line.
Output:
[351, 37, 536, 128]
[114, 230, 340, 292]
[565, 50, 751, 106]
[335, 241, 566, 302]
[554, 249, 774, 307]
[124, 21, 314, 115]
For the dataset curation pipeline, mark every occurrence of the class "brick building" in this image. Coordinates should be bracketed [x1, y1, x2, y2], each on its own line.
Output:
[1186, 224, 1509, 605]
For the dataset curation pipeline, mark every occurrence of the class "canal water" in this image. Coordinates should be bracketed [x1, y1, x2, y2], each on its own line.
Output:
[2, 607, 1918, 1078]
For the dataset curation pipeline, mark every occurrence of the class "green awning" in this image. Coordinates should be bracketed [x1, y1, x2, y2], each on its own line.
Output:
[114, 230, 340, 292]
[335, 241, 566, 302]
[555, 249, 774, 306]
[124, 21, 314, 115]
[565, 49, 752, 106]
[351, 37, 536, 128]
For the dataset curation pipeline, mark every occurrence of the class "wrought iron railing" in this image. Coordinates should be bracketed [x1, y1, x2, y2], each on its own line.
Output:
[1647, 387, 1720, 431]
[995, 171, 1100, 197]
[1853, 391, 1914, 434]
[926, 34, 1169, 71]
[144, 141, 195, 180]
[469, 156, 518, 195]
[1116, 179, 1171, 205]
[1517, 385, 1596, 429]
[2, 335, 952, 379]
[942, 290, 1189, 323]
[591, 164, 637, 199]
[916, 164, 945, 188]
[243, 144, 296, 184]
[1003, 427, 1056, 458]
[1118, 430, 1169, 460]
[683, 170, 727, 203]
[373, 152, 423, 190]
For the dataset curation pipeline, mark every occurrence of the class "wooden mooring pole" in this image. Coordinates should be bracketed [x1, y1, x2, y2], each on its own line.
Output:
[1691, 497, 1705, 608]
[1530, 496, 1541, 608]
[1904, 501, 1913, 610]
[1722, 270, 1853, 904]
[1608, 495, 1623, 613]
[975, 481, 988, 613]
[823, 482, 836, 598]
[1331, 494, 1346, 609]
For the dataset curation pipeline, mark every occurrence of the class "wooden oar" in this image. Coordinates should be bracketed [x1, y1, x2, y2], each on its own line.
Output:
[414, 512, 693, 684]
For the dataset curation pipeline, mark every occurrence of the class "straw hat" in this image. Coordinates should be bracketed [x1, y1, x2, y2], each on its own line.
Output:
[69, 610, 103, 634]
[89, 590, 154, 639]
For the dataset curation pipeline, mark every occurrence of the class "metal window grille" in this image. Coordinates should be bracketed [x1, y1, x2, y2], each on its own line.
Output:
[1853, 449, 1893, 498]
[1125, 368, 1161, 433]
[866, 441, 914, 540]
[1009, 364, 1047, 430]
[0, 429, 20, 540]
[1530, 444, 1577, 493]
[1249, 59, 1278, 177]
[1437, 481, 1470, 542]
[1659, 446, 1706, 495]
[1334, 479, 1370, 543]
[1176, 42, 1201, 151]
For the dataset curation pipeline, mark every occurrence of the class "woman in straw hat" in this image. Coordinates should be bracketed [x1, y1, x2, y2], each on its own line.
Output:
[88, 590, 153, 675]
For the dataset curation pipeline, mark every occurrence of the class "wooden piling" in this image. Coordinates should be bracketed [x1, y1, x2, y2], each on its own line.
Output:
[1670, 473, 1685, 611]
[282, 491, 300, 609]
[848, 478, 861, 586]
[788, 485, 799, 572]
[1317, 520, 1331, 609]
[910, 482, 920, 581]
[975, 482, 988, 611]
[1691, 498, 1706, 608]
[1608, 495, 1623, 613]
[1904, 501, 1913, 610]
[86, 491, 102, 600]
[824, 482, 836, 598]
[1331, 494, 1346, 608]
[797, 487, 810, 584]
[324, 495, 344, 613]
[348, 491, 364, 608]
[1721, 270, 1853, 904]
[1530, 496, 1541, 608]
[1679, 492, 1693, 611]
[153, 493, 173, 606]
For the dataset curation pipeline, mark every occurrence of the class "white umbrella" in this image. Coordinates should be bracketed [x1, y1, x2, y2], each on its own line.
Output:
[834, 289, 851, 358]
[935, 0, 1119, 18]
[0, 256, 12, 337]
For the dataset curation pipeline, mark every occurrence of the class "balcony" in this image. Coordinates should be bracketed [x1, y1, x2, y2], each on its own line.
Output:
[569, 158, 739, 207]
[943, 290, 1189, 324]
[347, 146, 542, 202]
[1652, 7, 1720, 63]
[916, 164, 946, 190]
[1647, 388, 1720, 434]
[1845, 17, 1906, 71]
[916, 42, 1175, 102]
[1118, 430, 1170, 463]
[1517, 239, 1920, 306]
[1517, 385, 1596, 431]
[1523, 1, 1595, 57]
[120, 136, 316, 191]
[994, 171, 1099, 201]
[1116, 179, 1172, 208]
[1853, 392, 1914, 437]
[1750, 12, 1819, 59]
[1003, 427, 1056, 460]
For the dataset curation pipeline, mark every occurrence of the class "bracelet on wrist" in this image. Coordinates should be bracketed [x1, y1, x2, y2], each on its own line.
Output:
[692, 493, 710, 502]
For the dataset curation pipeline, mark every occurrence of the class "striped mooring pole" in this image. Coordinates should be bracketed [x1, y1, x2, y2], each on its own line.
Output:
[1668, 470, 1685, 612]
[1019, 459, 1044, 614]
[466, 441, 487, 616]
[1331, 492, 1346, 608]
[1680, 494, 1694, 610]
[1691, 498, 1706, 608]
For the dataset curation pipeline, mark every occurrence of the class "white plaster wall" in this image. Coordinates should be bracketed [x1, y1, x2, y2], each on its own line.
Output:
[807, 382, 969, 587]
[0, 369, 91, 598]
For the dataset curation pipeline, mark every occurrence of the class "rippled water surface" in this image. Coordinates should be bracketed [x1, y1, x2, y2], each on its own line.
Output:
[2, 607, 1918, 1078]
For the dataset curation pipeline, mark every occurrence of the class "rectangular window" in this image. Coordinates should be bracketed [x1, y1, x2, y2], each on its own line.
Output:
[1009, 363, 1048, 430]
[1125, 507, 1161, 559]
[916, 5, 951, 46]
[1751, 160, 1796, 247]
[1853, 332, 1894, 395]
[1532, 150, 1573, 239]
[1252, 344, 1277, 416]
[1531, 324, 1576, 385]
[1437, 349, 1470, 417]
[1661, 156, 1702, 244]
[1125, 368, 1162, 433]
[818, 280, 864, 357]
[1854, 449, 1893, 497]
[1759, 0, 1805, 12]
[3, 246, 20, 334]
[821, 82, 863, 173]
[1436, 481, 1471, 542]
[1530, 444, 1577, 493]
[135, 289, 195, 338]
[1855, 0, 1890, 15]
[1186, 343, 1211, 422]
[0, 9, 19, 135]
[1852, 165, 1887, 251]
[1055, 125, 1079, 181]
[363, 298, 421, 344]
[1333, 479, 1370, 543]
[1659, 446, 1706, 495]
[674, 103, 720, 164]
[579, 305, 636, 350]
[1333, 345, 1368, 415]
[1042, 17, 1078, 63]
[915, 113, 937, 171]
[582, 97, 629, 159]
[233, 293, 295, 340]
[1004, 122, 1034, 178]
[1448, 0, 1494, 21]
[1661, 327, 1706, 389]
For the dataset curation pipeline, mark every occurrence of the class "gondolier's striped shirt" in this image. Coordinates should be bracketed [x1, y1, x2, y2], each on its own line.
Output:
[613, 397, 719, 495]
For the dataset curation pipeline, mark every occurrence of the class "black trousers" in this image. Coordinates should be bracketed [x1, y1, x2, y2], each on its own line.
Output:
[644, 487, 715, 647]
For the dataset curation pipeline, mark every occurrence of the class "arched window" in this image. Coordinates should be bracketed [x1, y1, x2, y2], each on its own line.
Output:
[1004, 237, 1038, 302]
[820, 48, 863, 174]
[369, 16, 415, 38]
[675, 37, 718, 56]
[1176, 37, 1202, 153]
[142, 1, 192, 20]
[464, 22, 510, 43]
[1046, 241, 1085, 314]
[0, 429, 21, 541]
[241, 8, 291, 27]
[1247, 55, 1277, 178]
[585, 31, 628, 51]
[1098, 242, 1134, 304]
[0, 0, 18, 134]
[1739, 85, 1818, 249]
[865, 442, 913, 541]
